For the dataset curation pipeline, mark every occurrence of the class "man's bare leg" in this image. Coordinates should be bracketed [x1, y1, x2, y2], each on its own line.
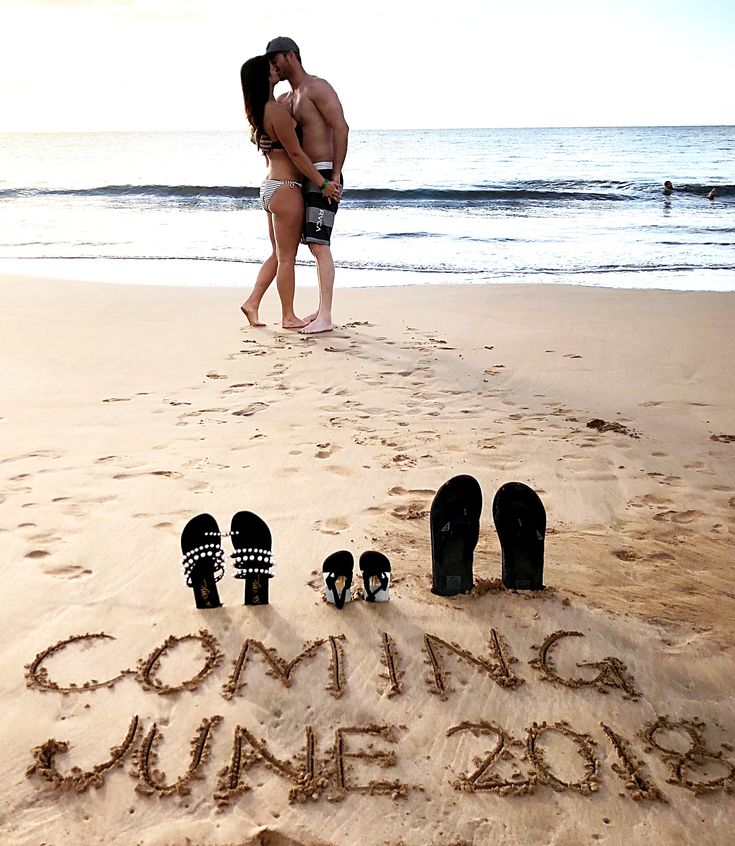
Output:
[241, 251, 277, 326]
[299, 244, 334, 334]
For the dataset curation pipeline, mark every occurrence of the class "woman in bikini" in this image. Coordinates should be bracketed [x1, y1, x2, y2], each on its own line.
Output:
[239, 54, 340, 328]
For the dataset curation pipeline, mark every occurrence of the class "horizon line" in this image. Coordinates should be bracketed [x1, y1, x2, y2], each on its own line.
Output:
[1, 123, 734, 134]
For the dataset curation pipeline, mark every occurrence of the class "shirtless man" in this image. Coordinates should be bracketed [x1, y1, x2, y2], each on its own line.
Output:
[265, 36, 349, 334]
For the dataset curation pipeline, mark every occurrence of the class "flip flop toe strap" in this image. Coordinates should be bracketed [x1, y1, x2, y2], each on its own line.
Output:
[364, 571, 390, 600]
[181, 544, 225, 588]
[232, 547, 275, 578]
[324, 572, 351, 608]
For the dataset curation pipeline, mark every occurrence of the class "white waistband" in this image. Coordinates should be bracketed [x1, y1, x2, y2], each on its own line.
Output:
[313, 161, 333, 170]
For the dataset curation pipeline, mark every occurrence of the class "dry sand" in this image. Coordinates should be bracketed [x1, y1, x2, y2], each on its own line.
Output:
[1, 272, 734, 845]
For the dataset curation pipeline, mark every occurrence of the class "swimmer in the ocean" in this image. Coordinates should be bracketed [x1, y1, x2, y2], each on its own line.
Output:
[663, 180, 674, 196]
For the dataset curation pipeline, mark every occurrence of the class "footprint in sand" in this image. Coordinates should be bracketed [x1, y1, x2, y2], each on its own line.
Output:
[187, 480, 209, 492]
[648, 551, 675, 561]
[232, 402, 268, 417]
[315, 442, 340, 459]
[381, 454, 416, 470]
[612, 549, 638, 561]
[325, 466, 353, 477]
[43, 564, 93, 579]
[26, 550, 50, 559]
[386, 485, 434, 519]
[183, 407, 228, 416]
[206, 372, 228, 380]
[313, 516, 349, 535]
[391, 502, 430, 520]
[113, 470, 183, 480]
[1, 449, 62, 465]
[29, 530, 60, 543]
[388, 486, 436, 497]
[653, 509, 704, 524]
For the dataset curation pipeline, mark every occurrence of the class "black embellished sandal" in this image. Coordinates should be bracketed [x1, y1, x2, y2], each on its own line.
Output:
[230, 510, 274, 605]
[492, 482, 546, 590]
[430, 474, 482, 596]
[180, 513, 225, 609]
[322, 551, 353, 609]
[359, 551, 391, 602]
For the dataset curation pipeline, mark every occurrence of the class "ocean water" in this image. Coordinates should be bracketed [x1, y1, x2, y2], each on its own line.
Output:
[0, 126, 733, 290]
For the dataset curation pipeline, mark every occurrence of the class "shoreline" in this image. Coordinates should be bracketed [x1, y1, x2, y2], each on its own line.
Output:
[2, 271, 734, 845]
[1, 257, 734, 293]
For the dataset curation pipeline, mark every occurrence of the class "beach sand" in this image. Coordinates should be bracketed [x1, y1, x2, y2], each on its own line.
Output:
[1, 272, 734, 845]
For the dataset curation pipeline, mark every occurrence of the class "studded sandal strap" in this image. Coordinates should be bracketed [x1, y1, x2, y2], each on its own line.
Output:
[181, 543, 225, 588]
[232, 547, 275, 579]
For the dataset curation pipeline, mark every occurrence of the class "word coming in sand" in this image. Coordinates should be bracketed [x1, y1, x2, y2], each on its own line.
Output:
[24, 626, 735, 804]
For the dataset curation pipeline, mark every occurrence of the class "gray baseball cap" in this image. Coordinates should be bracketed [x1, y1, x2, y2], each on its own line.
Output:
[265, 36, 300, 55]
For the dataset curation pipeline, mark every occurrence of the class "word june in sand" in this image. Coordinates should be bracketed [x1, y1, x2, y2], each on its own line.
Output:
[24, 622, 735, 806]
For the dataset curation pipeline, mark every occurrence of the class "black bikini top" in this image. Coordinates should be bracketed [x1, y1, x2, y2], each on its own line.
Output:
[267, 121, 303, 150]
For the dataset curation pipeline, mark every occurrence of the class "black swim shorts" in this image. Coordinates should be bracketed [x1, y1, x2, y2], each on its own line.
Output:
[302, 162, 343, 246]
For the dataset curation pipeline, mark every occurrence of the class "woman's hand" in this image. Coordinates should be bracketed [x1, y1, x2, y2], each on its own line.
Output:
[321, 180, 342, 202]
[258, 134, 273, 154]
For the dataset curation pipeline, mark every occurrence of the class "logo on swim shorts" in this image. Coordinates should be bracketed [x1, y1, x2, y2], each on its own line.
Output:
[316, 209, 324, 232]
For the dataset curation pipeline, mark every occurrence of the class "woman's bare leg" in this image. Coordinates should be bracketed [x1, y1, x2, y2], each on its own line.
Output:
[269, 185, 306, 328]
[241, 215, 277, 326]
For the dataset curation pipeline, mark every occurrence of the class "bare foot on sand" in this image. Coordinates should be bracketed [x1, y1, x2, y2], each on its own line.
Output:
[282, 316, 308, 329]
[241, 304, 265, 327]
[299, 317, 334, 335]
[303, 311, 318, 324]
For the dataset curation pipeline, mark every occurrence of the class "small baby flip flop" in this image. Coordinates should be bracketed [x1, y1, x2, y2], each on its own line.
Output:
[322, 551, 354, 609]
[359, 551, 391, 602]
[180, 513, 225, 609]
[230, 510, 274, 605]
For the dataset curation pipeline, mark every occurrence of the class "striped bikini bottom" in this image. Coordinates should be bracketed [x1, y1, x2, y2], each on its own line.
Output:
[259, 178, 301, 212]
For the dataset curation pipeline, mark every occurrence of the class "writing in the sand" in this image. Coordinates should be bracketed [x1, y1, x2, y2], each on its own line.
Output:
[24, 628, 735, 804]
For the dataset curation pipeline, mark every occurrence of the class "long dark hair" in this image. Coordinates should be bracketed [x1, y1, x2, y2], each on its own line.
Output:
[241, 55, 270, 148]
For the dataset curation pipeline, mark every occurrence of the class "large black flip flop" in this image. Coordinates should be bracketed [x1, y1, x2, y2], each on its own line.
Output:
[359, 551, 391, 602]
[430, 475, 482, 596]
[323, 551, 354, 609]
[492, 482, 545, 590]
[181, 513, 224, 609]
[230, 511, 274, 605]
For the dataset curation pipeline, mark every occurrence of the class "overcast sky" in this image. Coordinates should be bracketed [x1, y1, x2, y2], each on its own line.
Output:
[1, 0, 734, 131]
